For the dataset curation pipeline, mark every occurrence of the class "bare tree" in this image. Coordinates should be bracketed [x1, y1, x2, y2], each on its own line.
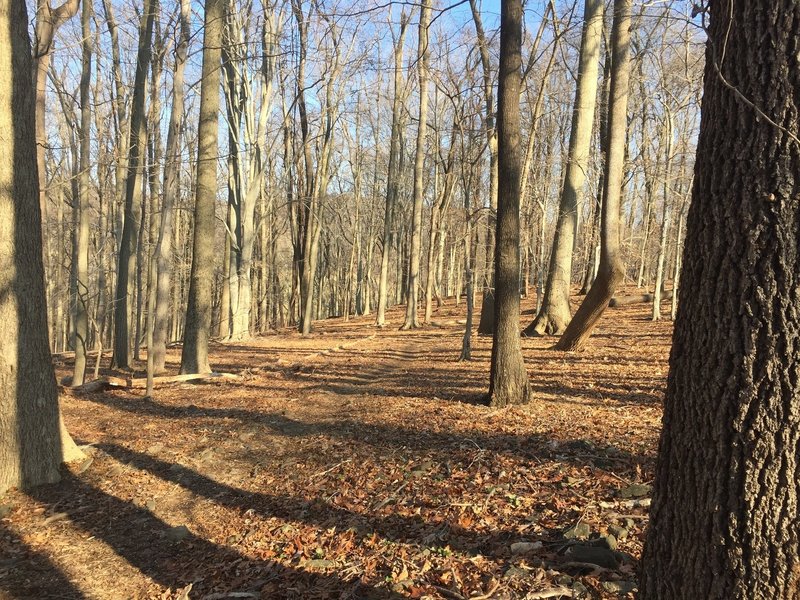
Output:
[32, 0, 79, 218]
[0, 0, 82, 494]
[111, 0, 157, 369]
[70, 0, 92, 386]
[151, 0, 191, 374]
[180, 0, 225, 374]
[222, 0, 281, 339]
[469, 0, 498, 332]
[523, 0, 603, 336]
[375, 9, 411, 327]
[555, 0, 631, 351]
[487, 0, 531, 407]
[401, 0, 431, 330]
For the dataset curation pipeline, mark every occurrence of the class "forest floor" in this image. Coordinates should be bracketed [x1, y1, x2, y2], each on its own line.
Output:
[1, 291, 672, 600]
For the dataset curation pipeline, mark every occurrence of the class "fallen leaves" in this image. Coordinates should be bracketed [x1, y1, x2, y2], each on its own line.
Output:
[2, 297, 671, 599]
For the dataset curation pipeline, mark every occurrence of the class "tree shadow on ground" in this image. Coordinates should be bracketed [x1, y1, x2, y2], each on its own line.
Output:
[92, 442, 640, 568]
[95, 442, 518, 557]
[76, 393, 647, 473]
[0, 523, 88, 599]
[25, 471, 404, 600]
[528, 382, 662, 406]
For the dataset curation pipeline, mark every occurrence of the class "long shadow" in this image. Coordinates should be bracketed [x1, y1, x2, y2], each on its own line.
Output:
[0, 523, 87, 599]
[28, 471, 403, 599]
[96, 443, 516, 557]
[76, 394, 646, 471]
[528, 382, 663, 406]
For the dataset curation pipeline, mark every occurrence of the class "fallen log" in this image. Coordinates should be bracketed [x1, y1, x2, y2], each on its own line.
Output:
[608, 289, 673, 307]
[64, 375, 130, 393]
[127, 372, 240, 388]
[64, 372, 239, 393]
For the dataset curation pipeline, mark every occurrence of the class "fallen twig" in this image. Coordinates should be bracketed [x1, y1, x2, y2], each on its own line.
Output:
[371, 481, 409, 511]
[311, 458, 352, 479]
[470, 580, 502, 600]
[524, 587, 574, 599]
[431, 585, 465, 600]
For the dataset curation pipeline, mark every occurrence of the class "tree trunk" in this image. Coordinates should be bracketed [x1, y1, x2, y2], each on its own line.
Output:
[555, 0, 630, 352]
[652, 109, 673, 321]
[180, 0, 224, 374]
[152, 0, 190, 373]
[469, 0, 499, 332]
[487, 0, 531, 407]
[459, 181, 475, 361]
[401, 1, 430, 330]
[375, 14, 409, 327]
[0, 0, 82, 494]
[523, 0, 603, 337]
[111, 0, 156, 369]
[641, 2, 800, 598]
[145, 18, 165, 397]
[423, 155, 440, 324]
[100, 0, 130, 262]
[579, 41, 611, 296]
[32, 0, 79, 221]
[71, 0, 92, 386]
[670, 175, 690, 321]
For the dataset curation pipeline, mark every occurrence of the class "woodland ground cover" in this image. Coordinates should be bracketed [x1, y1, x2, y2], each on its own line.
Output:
[0, 293, 669, 599]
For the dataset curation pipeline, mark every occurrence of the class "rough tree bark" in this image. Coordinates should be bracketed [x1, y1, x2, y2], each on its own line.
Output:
[640, 1, 800, 597]
[180, 0, 224, 374]
[0, 0, 82, 494]
[554, 0, 630, 352]
[522, 0, 603, 336]
[487, 0, 531, 407]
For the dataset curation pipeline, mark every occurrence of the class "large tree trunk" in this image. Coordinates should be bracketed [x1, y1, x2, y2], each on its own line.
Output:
[180, 0, 224, 374]
[111, 0, 156, 369]
[0, 0, 82, 494]
[522, 0, 603, 336]
[554, 0, 630, 352]
[487, 0, 530, 408]
[640, 2, 800, 597]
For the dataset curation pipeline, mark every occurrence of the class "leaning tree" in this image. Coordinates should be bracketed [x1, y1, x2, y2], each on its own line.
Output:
[640, 1, 800, 597]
